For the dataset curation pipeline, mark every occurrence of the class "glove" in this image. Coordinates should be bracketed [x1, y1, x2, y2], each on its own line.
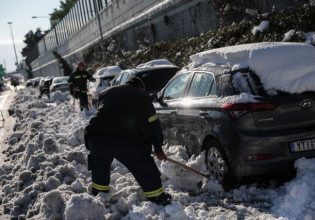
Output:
[153, 151, 167, 161]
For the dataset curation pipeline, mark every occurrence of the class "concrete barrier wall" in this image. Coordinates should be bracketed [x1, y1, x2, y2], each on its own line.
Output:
[31, 0, 307, 77]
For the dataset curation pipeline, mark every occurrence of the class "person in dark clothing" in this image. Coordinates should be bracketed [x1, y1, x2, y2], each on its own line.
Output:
[84, 76, 172, 206]
[68, 62, 96, 111]
[11, 77, 19, 92]
[38, 78, 52, 99]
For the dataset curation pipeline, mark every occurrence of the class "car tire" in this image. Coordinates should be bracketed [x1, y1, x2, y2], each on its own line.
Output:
[204, 139, 234, 190]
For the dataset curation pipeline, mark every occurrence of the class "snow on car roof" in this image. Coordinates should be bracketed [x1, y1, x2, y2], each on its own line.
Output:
[136, 59, 177, 69]
[95, 66, 121, 77]
[189, 42, 315, 94]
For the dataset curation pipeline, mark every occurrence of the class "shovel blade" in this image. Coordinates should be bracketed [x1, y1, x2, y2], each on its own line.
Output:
[201, 176, 211, 189]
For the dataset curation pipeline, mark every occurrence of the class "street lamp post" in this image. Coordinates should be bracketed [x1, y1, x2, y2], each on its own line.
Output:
[7, 22, 19, 69]
[93, 0, 104, 42]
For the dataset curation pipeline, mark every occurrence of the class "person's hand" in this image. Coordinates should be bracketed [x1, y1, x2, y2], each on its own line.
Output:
[154, 151, 167, 161]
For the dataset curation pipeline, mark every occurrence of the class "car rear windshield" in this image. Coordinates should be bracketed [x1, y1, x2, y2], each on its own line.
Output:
[137, 67, 179, 93]
[231, 70, 271, 97]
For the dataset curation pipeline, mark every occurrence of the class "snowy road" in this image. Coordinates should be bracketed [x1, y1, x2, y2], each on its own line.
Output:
[0, 83, 24, 154]
[0, 93, 12, 145]
[0, 94, 8, 111]
[0, 89, 17, 220]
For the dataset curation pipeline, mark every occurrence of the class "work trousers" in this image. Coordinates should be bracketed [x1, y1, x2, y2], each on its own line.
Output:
[38, 90, 50, 99]
[77, 91, 88, 110]
[87, 135, 163, 197]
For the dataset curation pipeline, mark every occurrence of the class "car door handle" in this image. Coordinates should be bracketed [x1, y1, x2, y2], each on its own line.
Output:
[170, 109, 177, 114]
[199, 111, 209, 117]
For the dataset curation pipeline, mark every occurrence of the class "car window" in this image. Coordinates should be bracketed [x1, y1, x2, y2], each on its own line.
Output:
[39, 79, 45, 86]
[114, 74, 122, 85]
[53, 77, 69, 84]
[120, 73, 130, 85]
[163, 73, 190, 100]
[188, 72, 216, 97]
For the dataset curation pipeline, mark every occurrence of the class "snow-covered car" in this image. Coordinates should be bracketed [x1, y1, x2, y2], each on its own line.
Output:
[154, 42, 315, 189]
[88, 66, 121, 108]
[25, 79, 35, 87]
[38, 77, 53, 90]
[114, 59, 179, 95]
[94, 66, 121, 77]
[50, 76, 70, 93]
[33, 77, 44, 87]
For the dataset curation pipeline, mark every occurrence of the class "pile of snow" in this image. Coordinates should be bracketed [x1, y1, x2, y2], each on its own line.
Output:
[283, 29, 296, 41]
[252, 21, 269, 34]
[137, 59, 177, 68]
[271, 158, 315, 219]
[189, 42, 315, 95]
[1, 87, 315, 219]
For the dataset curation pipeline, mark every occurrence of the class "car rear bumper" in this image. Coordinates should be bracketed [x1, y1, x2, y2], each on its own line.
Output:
[229, 126, 315, 177]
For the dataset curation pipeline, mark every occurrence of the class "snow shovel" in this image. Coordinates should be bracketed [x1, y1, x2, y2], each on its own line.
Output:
[151, 152, 211, 188]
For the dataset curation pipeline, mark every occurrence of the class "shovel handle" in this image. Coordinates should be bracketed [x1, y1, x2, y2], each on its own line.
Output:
[152, 152, 209, 178]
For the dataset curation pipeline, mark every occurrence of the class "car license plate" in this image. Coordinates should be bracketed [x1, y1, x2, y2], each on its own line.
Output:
[290, 138, 315, 152]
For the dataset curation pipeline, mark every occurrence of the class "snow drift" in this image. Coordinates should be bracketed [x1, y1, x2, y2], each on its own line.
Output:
[0, 85, 315, 219]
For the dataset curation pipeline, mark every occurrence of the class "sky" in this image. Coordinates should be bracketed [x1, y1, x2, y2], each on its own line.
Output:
[0, 0, 61, 73]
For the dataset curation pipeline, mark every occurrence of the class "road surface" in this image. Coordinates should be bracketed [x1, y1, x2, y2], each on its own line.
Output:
[0, 85, 20, 219]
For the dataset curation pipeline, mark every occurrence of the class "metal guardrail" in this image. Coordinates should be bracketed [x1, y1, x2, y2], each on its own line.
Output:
[38, 0, 113, 55]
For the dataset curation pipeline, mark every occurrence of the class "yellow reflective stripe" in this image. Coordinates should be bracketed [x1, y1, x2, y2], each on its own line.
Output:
[144, 187, 164, 198]
[68, 82, 73, 85]
[74, 76, 81, 79]
[92, 182, 110, 191]
[148, 114, 158, 123]
[82, 75, 87, 78]
[75, 89, 87, 93]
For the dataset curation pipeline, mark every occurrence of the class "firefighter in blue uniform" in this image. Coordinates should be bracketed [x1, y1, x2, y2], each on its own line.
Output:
[68, 62, 96, 111]
[84, 77, 172, 206]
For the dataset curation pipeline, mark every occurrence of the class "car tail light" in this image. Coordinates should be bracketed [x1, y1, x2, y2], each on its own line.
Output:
[246, 154, 274, 161]
[221, 102, 278, 118]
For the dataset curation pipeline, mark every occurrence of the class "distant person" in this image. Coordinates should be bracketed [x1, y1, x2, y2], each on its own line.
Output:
[68, 62, 96, 111]
[84, 76, 172, 206]
[38, 79, 52, 99]
[0, 78, 4, 92]
[11, 77, 19, 92]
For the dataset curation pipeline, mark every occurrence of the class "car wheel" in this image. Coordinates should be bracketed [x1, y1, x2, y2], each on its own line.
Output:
[204, 139, 234, 190]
